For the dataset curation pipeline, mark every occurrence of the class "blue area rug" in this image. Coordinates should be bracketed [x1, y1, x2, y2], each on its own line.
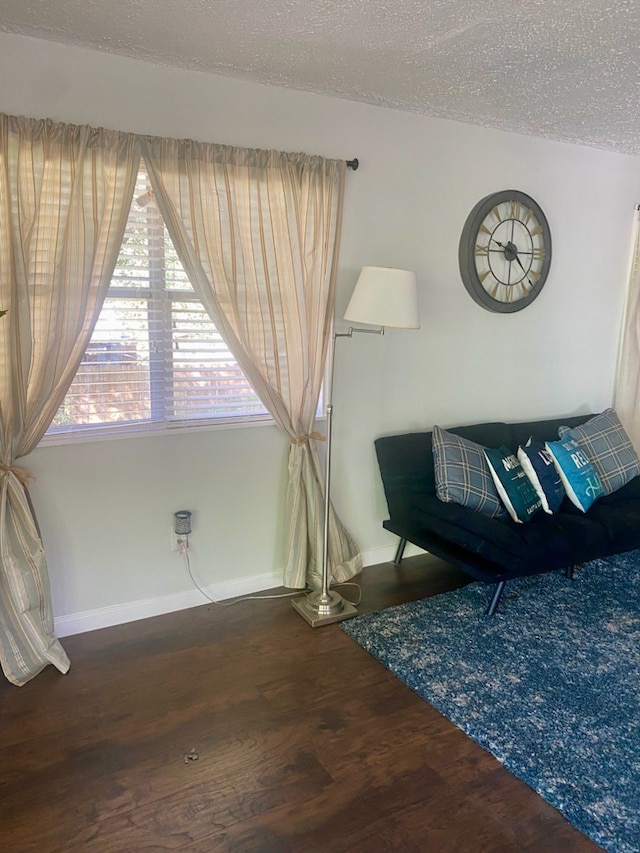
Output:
[342, 552, 640, 853]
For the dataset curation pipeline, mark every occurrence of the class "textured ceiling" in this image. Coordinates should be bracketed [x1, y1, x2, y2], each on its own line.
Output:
[2, 0, 640, 155]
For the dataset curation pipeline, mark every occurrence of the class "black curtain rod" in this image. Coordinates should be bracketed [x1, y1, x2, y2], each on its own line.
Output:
[346, 158, 359, 170]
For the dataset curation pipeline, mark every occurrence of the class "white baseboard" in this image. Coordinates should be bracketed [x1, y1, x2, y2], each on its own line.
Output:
[54, 544, 427, 638]
[54, 570, 283, 637]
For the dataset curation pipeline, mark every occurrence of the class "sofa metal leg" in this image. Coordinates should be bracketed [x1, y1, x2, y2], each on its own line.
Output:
[392, 538, 407, 566]
[486, 581, 507, 616]
[565, 565, 576, 579]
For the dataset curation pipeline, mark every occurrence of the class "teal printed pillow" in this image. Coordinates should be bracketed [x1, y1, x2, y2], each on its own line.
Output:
[545, 435, 604, 512]
[559, 408, 640, 496]
[517, 438, 565, 514]
[432, 425, 507, 519]
[484, 446, 543, 523]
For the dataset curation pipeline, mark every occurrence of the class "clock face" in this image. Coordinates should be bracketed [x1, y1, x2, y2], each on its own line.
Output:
[459, 190, 552, 313]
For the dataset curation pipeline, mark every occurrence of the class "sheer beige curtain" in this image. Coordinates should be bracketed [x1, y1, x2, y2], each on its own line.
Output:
[141, 138, 361, 588]
[615, 208, 640, 449]
[0, 114, 139, 685]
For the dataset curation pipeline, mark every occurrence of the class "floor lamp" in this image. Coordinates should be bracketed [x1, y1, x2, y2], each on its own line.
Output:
[292, 266, 420, 627]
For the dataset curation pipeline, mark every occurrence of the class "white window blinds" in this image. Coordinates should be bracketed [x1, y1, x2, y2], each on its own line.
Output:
[48, 169, 269, 438]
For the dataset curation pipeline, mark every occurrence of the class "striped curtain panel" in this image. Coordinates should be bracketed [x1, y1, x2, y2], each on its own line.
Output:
[0, 114, 139, 685]
[141, 138, 362, 589]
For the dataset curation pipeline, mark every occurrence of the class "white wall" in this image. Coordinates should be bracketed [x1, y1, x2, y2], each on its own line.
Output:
[1, 33, 639, 633]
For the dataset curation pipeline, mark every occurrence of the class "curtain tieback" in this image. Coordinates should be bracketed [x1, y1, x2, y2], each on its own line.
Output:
[293, 431, 326, 446]
[0, 462, 34, 488]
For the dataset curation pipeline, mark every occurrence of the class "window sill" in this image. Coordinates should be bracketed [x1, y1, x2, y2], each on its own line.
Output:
[39, 414, 276, 448]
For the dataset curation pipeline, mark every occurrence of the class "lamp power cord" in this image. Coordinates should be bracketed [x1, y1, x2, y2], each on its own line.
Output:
[177, 536, 361, 608]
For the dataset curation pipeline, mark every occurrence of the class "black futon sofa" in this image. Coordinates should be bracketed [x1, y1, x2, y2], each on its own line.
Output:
[374, 414, 640, 614]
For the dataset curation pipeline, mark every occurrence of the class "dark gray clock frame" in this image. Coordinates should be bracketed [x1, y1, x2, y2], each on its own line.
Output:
[459, 189, 552, 313]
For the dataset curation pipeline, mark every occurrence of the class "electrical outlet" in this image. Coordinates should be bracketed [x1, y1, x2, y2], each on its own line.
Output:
[170, 527, 181, 552]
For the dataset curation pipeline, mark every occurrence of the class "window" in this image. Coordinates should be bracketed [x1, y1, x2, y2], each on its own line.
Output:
[47, 169, 270, 439]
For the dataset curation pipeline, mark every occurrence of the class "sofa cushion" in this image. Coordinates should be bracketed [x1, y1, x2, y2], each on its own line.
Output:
[484, 445, 542, 523]
[517, 438, 565, 514]
[559, 408, 640, 495]
[546, 435, 604, 512]
[508, 415, 594, 450]
[581, 476, 640, 551]
[432, 425, 507, 519]
[408, 492, 611, 578]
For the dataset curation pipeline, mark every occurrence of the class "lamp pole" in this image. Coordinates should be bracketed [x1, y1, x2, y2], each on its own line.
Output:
[291, 329, 376, 626]
[291, 267, 419, 627]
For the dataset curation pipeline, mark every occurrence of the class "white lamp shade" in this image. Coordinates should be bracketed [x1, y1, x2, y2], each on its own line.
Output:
[343, 266, 420, 329]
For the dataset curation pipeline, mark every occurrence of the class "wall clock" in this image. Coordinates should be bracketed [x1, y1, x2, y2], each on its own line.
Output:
[458, 190, 552, 313]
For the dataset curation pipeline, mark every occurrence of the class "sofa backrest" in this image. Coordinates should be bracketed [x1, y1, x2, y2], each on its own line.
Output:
[374, 414, 593, 520]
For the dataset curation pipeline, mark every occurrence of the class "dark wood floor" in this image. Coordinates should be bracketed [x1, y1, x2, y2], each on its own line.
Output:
[1, 554, 602, 853]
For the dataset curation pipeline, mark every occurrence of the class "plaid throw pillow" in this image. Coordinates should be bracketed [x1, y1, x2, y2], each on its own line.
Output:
[432, 425, 507, 519]
[559, 409, 640, 496]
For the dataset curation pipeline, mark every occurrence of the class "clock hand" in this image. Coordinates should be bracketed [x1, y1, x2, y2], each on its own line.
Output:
[490, 237, 534, 287]
[513, 252, 535, 287]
